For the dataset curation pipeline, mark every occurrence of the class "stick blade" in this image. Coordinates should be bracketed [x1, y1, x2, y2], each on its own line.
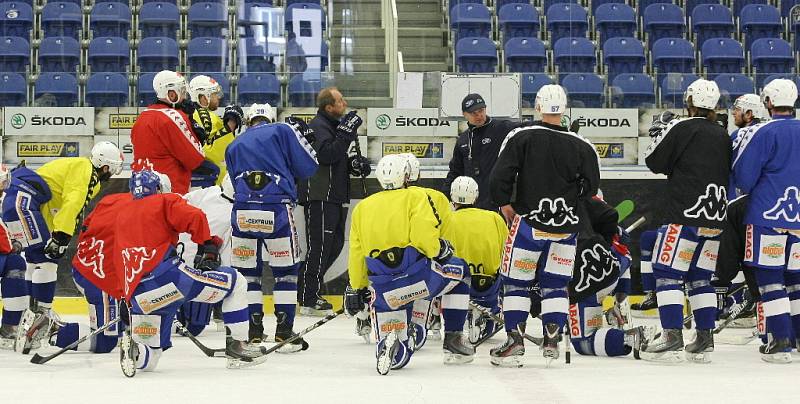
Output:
[30, 353, 49, 365]
[615, 200, 635, 222]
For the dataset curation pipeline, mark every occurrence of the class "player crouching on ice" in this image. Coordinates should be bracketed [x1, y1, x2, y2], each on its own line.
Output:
[115, 170, 267, 376]
[345, 154, 474, 375]
[0, 164, 28, 349]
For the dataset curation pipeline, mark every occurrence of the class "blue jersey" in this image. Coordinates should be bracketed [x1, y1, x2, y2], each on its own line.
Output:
[733, 115, 800, 229]
[225, 122, 319, 204]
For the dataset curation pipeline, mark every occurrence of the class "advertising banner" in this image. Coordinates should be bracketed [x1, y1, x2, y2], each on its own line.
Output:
[4, 107, 95, 136]
[368, 108, 457, 137]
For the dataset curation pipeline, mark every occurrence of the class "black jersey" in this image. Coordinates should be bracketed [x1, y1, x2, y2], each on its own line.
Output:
[644, 117, 732, 228]
[489, 121, 601, 234]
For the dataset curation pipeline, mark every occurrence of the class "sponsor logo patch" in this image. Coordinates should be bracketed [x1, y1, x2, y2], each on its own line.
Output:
[383, 281, 430, 310]
[236, 210, 275, 233]
[136, 283, 184, 314]
[658, 224, 681, 266]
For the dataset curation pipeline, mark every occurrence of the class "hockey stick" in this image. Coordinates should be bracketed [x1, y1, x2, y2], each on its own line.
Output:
[352, 138, 368, 197]
[263, 309, 344, 355]
[173, 320, 226, 358]
[30, 317, 122, 365]
[713, 296, 754, 335]
[681, 283, 747, 329]
[626, 216, 647, 233]
[469, 302, 543, 346]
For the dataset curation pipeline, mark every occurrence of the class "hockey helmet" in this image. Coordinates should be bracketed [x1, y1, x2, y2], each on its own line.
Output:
[761, 79, 798, 108]
[399, 153, 421, 182]
[221, 173, 234, 199]
[684, 79, 720, 110]
[153, 70, 187, 103]
[450, 176, 479, 205]
[375, 154, 410, 190]
[733, 94, 768, 120]
[535, 84, 568, 114]
[130, 170, 163, 199]
[188, 75, 222, 105]
[90, 141, 124, 175]
[246, 103, 276, 124]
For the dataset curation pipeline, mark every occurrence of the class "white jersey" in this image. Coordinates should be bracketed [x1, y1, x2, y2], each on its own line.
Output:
[178, 186, 234, 266]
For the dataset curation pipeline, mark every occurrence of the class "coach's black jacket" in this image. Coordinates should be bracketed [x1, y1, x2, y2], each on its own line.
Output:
[298, 110, 351, 204]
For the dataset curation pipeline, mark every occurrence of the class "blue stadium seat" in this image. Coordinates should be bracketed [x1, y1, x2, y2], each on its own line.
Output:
[498, 3, 539, 41]
[520, 72, 552, 107]
[450, 3, 492, 42]
[734, 0, 767, 17]
[611, 73, 656, 108]
[714, 73, 754, 108]
[188, 2, 228, 38]
[701, 38, 744, 77]
[591, 0, 625, 14]
[286, 36, 327, 73]
[455, 37, 497, 72]
[137, 72, 156, 106]
[88, 36, 129, 73]
[691, 4, 734, 47]
[638, 0, 677, 14]
[496, 0, 526, 10]
[238, 2, 273, 37]
[594, 3, 636, 45]
[239, 37, 277, 73]
[86, 72, 129, 107]
[546, 3, 588, 45]
[285, 3, 326, 31]
[0, 2, 32, 38]
[652, 38, 694, 78]
[285, 0, 311, 5]
[187, 37, 228, 73]
[204, 72, 230, 100]
[41, 2, 82, 39]
[504, 37, 546, 72]
[686, 0, 719, 12]
[237, 73, 281, 105]
[660, 73, 699, 108]
[137, 37, 179, 72]
[0, 72, 25, 105]
[288, 74, 321, 106]
[139, 2, 180, 39]
[603, 37, 645, 81]
[553, 37, 596, 78]
[562, 73, 605, 107]
[0, 36, 28, 71]
[245, 0, 273, 4]
[543, 0, 577, 11]
[643, 3, 685, 47]
[739, 4, 782, 50]
[35, 72, 78, 106]
[90, 3, 132, 39]
[751, 38, 795, 88]
[38, 36, 80, 73]
[780, 0, 800, 17]
[448, 0, 483, 11]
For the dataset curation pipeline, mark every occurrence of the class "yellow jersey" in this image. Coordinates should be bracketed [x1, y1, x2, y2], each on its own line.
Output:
[348, 187, 442, 289]
[36, 157, 102, 236]
[441, 207, 508, 280]
[194, 108, 232, 185]
[410, 185, 452, 228]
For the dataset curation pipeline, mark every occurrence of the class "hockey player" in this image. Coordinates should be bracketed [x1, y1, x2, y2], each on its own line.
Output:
[0, 164, 28, 349]
[443, 176, 507, 343]
[115, 170, 266, 375]
[225, 112, 319, 349]
[487, 84, 600, 367]
[731, 78, 800, 363]
[345, 154, 473, 375]
[641, 79, 731, 363]
[2, 141, 124, 351]
[131, 70, 206, 194]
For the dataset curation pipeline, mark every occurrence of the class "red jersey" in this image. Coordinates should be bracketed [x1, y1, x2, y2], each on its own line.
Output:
[0, 220, 14, 255]
[113, 193, 212, 299]
[73, 193, 133, 299]
[131, 103, 205, 194]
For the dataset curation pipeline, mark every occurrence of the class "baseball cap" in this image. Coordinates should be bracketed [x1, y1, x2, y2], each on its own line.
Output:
[461, 93, 486, 113]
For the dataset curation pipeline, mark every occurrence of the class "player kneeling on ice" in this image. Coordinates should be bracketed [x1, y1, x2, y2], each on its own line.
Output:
[441, 176, 507, 344]
[0, 165, 29, 349]
[345, 154, 473, 375]
[114, 170, 266, 376]
[641, 79, 731, 364]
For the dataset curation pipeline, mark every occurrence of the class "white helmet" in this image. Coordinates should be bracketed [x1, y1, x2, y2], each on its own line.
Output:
[0, 164, 9, 191]
[90, 141, 124, 175]
[399, 153, 420, 182]
[733, 94, 768, 120]
[153, 70, 187, 102]
[188, 75, 222, 105]
[375, 154, 409, 190]
[450, 176, 479, 205]
[221, 173, 234, 198]
[154, 171, 171, 193]
[684, 79, 720, 110]
[761, 78, 798, 108]
[246, 103, 276, 124]
[535, 84, 567, 114]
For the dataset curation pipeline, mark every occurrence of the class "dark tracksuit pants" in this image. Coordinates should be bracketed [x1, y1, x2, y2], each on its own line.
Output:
[299, 201, 348, 306]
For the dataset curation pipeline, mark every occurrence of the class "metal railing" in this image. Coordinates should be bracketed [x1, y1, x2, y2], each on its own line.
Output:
[382, 0, 399, 102]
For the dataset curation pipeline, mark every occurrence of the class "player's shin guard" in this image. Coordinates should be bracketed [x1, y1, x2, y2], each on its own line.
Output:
[237, 267, 263, 316]
[640, 230, 658, 293]
[30, 262, 58, 308]
[441, 282, 469, 333]
[539, 277, 569, 333]
[754, 268, 793, 363]
[687, 276, 717, 330]
[409, 299, 431, 350]
[654, 274, 685, 329]
[374, 310, 412, 374]
[272, 264, 299, 326]
[221, 271, 250, 342]
[785, 272, 800, 341]
[571, 328, 631, 357]
[1, 261, 28, 329]
[501, 283, 531, 332]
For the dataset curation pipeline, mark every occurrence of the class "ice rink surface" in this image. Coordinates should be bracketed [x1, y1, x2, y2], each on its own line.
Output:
[1, 315, 797, 404]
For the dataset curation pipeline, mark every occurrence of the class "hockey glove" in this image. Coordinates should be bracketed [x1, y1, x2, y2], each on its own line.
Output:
[348, 155, 371, 177]
[286, 117, 316, 144]
[191, 160, 220, 189]
[435, 238, 455, 264]
[335, 111, 362, 142]
[617, 225, 631, 246]
[43, 231, 71, 260]
[194, 236, 223, 272]
[344, 285, 367, 317]
[222, 105, 244, 131]
[10, 239, 23, 254]
[190, 119, 208, 144]
[648, 110, 676, 138]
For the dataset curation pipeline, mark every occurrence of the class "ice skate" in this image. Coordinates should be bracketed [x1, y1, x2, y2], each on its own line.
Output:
[641, 328, 684, 363]
[226, 336, 269, 369]
[0, 324, 19, 350]
[685, 329, 714, 363]
[249, 312, 266, 344]
[18, 306, 61, 354]
[376, 331, 400, 375]
[274, 312, 309, 353]
[542, 323, 561, 366]
[631, 291, 658, 311]
[624, 326, 650, 360]
[119, 327, 138, 378]
[760, 337, 792, 364]
[467, 306, 488, 344]
[443, 332, 475, 364]
[299, 298, 333, 317]
[605, 301, 627, 329]
[489, 330, 524, 367]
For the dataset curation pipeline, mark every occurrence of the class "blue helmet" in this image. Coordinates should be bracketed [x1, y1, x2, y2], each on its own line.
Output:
[130, 170, 162, 199]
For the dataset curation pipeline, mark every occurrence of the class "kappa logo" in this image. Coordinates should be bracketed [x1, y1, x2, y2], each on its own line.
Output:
[684, 184, 727, 221]
[527, 198, 579, 227]
[764, 187, 800, 222]
[574, 244, 618, 293]
[122, 247, 157, 294]
[77, 237, 105, 279]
